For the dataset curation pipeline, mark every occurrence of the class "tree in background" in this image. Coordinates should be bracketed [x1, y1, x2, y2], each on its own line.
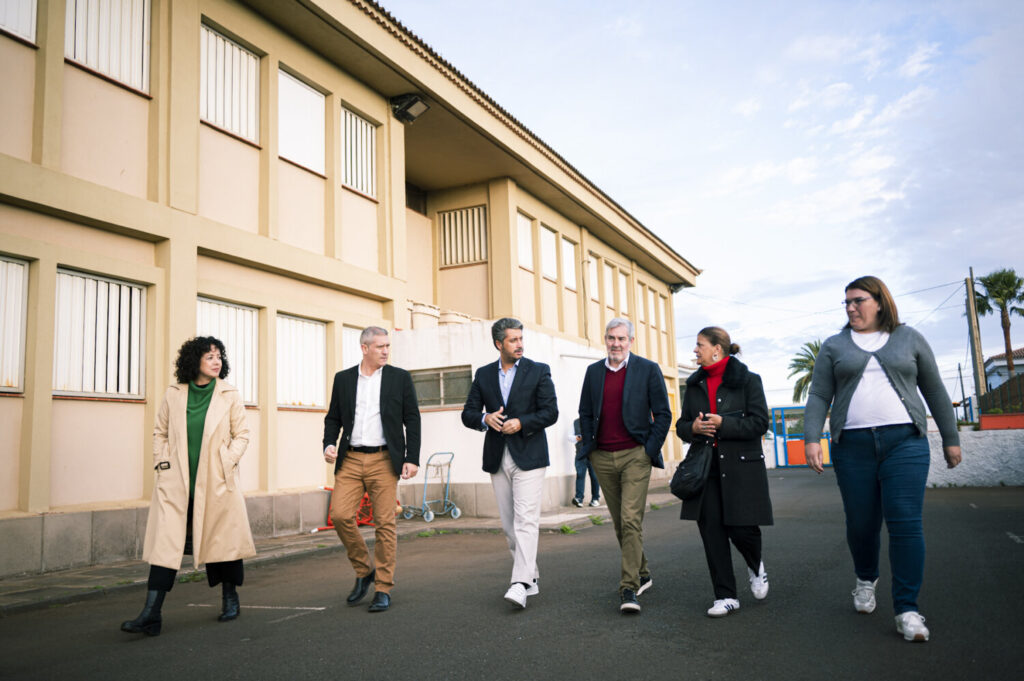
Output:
[976, 268, 1024, 377]
[787, 339, 822, 403]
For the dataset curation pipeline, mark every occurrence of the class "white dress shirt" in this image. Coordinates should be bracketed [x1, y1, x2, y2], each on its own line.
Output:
[351, 365, 387, 447]
[604, 352, 631, 372]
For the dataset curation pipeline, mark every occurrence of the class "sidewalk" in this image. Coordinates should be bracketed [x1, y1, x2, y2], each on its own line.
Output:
[0, 487, 679, 616]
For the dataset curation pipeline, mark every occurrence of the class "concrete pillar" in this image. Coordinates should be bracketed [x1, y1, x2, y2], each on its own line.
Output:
[487, 178, 517, 320]
[18, 257, 57, 512]
[258, 306, 278, 491]
[31, 0, 66, 169]
[259, 55, 280, 239]
[167, 0, 200, 213]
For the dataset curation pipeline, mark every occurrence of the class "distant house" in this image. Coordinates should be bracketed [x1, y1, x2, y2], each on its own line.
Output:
[985, 347, 1024, 390]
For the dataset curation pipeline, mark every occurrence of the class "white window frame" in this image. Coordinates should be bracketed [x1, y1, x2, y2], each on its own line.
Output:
[65, 0, 151, 92]
[517, 212, 534, 271]
[277, 314, 326, 408]
[196, 297, 258, 404]
[540, 226, 558, 281]
[561, 237, 577, 291]
[278, 68, 325, 173]
[603, 262, 615, 306]
[0, 256, 29, 393]
[53, 269, 145, 398]
[588, 253, 600, 302]
[200, 23, 260, 143]
[0, 0, 36, 42]
[637, 283, 646, 323]
[648, 288, 658, 329]
[439, 205, 488, 267]
[342, 107, 376, 197]
[342, 326, 363, 370]
[618, 271, 629, 315]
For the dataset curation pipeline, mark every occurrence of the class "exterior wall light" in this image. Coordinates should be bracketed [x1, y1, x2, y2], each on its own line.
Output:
[390, 93, 430, 123]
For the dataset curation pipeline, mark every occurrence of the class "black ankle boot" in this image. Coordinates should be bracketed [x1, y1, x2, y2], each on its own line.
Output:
[218, 583, 240, 622]
[121, 589, 166, 636]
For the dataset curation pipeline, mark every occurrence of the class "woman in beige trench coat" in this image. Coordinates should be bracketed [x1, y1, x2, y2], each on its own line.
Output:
[122, 337, 256, 636]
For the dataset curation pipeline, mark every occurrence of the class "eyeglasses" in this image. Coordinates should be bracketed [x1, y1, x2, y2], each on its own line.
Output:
[842, 296, 872, 308]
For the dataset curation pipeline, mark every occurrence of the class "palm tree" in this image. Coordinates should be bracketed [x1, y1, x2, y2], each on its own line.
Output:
[976, 268, 1024, 377]
[787, 339, 822, 403]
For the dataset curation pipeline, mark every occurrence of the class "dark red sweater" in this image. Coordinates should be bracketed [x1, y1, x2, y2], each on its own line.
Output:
[597, 365, 637, 451]
[704, 356, 729, 414]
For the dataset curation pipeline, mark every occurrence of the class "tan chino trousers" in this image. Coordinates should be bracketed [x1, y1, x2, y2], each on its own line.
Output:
[330, 450, 399, 593]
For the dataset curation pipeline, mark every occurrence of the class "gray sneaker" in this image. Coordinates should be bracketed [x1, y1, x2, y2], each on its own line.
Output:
[895, 611, 929, 641]
[852, 578, 877, 613]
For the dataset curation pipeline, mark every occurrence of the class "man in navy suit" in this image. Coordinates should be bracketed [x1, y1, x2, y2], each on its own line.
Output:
[578, 318, 671, 614]
[323, 326, 420, 613]
[462, 318, 558, 608]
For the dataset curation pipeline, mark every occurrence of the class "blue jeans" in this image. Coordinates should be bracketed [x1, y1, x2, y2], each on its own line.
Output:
[832, 424, 930, 614]
[574, 458, 600, 502]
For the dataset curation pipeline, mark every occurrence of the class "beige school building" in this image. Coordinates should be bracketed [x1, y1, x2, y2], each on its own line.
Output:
[0, 0, 699, 577]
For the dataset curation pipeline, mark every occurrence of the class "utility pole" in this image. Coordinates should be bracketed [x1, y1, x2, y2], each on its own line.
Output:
[957, 363, 968, 422]
[966, 267, 986, 399]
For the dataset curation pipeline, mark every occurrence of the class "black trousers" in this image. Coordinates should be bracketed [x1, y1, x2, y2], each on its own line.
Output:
[147, 560, 244, 592]
[697, 460, 761, 600]
[147, 497, 245, 591]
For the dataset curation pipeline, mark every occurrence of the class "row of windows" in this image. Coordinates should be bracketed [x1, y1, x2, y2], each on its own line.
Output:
[199, 24, 376, 194]
[0, 3, 378, 197]
[0, 259, 469, 409]
[517, 212, 578, 289]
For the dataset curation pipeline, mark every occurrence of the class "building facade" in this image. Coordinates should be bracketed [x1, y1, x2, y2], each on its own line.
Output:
[0, 0, 698, 576]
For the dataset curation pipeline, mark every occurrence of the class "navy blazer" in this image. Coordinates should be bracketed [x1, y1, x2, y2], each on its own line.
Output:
[577, 353, 672, 469]
[461, 357, 559, 473]
[322, 364, 421, 476]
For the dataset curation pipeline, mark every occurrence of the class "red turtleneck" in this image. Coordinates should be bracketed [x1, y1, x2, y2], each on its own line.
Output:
[704, 356, 729, 414]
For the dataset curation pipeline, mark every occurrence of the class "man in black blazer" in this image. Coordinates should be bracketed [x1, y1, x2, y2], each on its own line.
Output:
[322, 326, 420, 613]
[578, 318, 671, 614]
[461, 318, 558, 608]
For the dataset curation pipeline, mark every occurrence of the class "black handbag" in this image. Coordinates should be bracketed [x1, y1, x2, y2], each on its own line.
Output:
[670, 439, 713, 500]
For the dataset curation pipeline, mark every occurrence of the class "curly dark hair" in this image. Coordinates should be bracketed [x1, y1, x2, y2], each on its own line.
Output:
[174, 336, 230, 384]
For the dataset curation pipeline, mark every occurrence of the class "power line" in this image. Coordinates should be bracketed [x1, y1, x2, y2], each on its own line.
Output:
[912, 282, 965, 326]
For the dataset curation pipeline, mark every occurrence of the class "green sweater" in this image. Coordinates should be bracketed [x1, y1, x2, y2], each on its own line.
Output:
[186, 379, 216, 497]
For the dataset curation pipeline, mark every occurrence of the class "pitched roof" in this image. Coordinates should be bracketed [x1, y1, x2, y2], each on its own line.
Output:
[985, 347, 1024, 363]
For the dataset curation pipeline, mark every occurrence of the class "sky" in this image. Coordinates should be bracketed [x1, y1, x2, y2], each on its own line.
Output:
[379, 0, 1023, 405]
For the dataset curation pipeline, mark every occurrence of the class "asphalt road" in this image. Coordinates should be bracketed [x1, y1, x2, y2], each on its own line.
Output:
[2, 473, 1021, 681]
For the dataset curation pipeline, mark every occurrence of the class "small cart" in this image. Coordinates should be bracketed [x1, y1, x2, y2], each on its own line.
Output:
[402, 452, 461, 523]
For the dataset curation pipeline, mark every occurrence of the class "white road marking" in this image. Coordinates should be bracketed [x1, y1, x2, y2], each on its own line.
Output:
[1007, 532, 1024, 544]
[970, 503, 977, 509]
[268, 611, 318, 624]
[187, 604, 326, 611]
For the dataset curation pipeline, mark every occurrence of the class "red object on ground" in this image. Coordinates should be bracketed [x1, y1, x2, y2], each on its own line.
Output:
[979, 413, 1024, 430]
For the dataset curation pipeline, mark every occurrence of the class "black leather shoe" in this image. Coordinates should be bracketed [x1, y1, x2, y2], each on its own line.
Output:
[218, 585, 240, 622]
[367, 592, 390, 613]
[346, 569, 375, 606]
[121, 589, 166, 636]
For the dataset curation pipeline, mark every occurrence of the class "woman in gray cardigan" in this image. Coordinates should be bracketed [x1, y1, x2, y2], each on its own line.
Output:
[805, 276, 961, 643]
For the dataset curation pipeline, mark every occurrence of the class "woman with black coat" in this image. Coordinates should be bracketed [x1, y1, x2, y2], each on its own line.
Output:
[676, 326, 773, 617]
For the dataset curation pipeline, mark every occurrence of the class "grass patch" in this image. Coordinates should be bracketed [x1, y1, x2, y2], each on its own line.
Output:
[116, 579, 134, 585]
[488, 529, 503, 535]
[649, 503, 661, 511]
[315, 544, 327, 548]
[589, 515, 604, 526]
[178, 573, 204, 583]
[559, 524, 577, 535]
[417, 529, 437, 538]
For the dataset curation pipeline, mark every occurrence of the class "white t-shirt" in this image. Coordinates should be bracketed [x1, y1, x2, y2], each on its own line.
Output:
[845, 330, 913, 429]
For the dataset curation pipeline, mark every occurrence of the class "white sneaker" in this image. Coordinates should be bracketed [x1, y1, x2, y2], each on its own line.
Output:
[852, 578, 878, 613]
[589, 499, 601, 507]
[748, 562, 769, 600]
[895, 611, 930, 642]
[526, 579, 539, 597]
[504, 583, 527, 608]
[706, 598, 740, 617]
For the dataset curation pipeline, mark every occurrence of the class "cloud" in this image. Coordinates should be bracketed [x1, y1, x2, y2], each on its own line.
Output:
[733, 97, 762, 117]
[830, 97, 876, 134]
[899, 42, 941, 78]
[872, 85, 936, 125]
[788, 81, 853, 112]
